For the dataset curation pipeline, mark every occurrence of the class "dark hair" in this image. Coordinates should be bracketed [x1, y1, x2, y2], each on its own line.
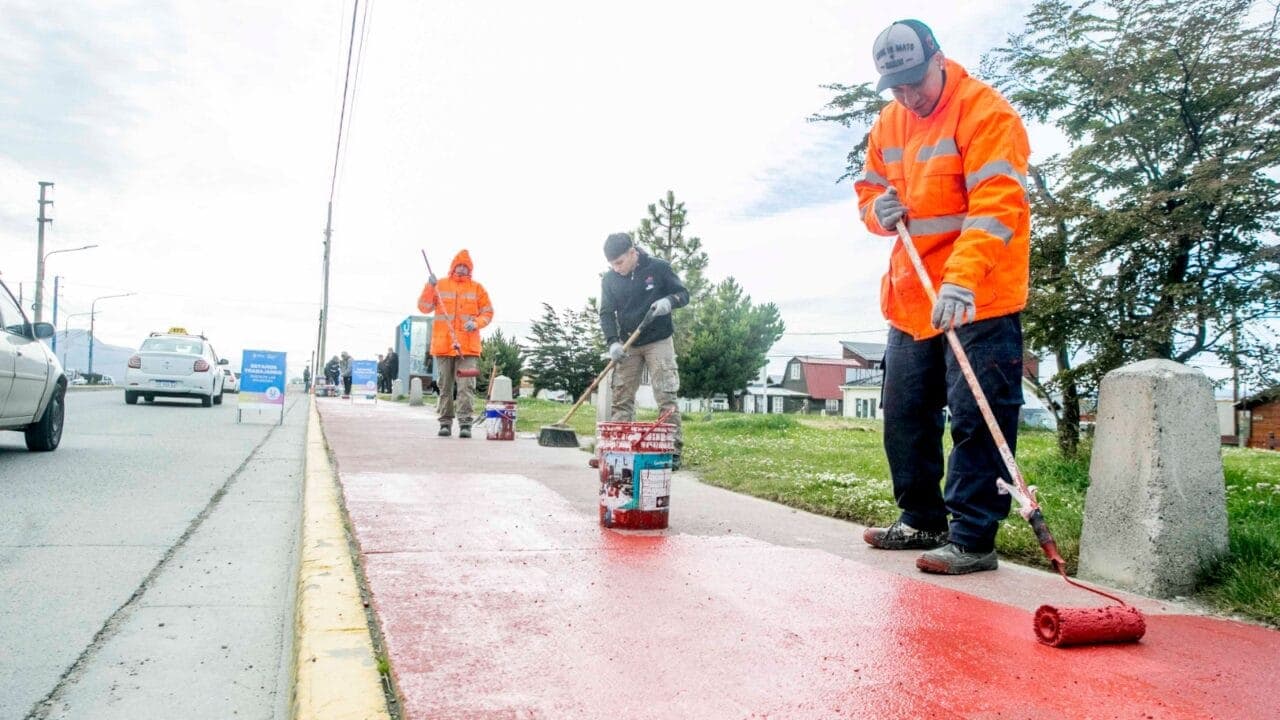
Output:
[603, 232, 634, 261]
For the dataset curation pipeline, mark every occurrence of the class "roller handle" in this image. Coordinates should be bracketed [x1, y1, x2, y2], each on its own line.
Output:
[630, 406, 677, 450]
[1027, 509, 1066, 573]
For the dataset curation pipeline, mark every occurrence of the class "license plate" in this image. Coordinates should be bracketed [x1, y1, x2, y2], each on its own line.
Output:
[154, 379, 176, 387]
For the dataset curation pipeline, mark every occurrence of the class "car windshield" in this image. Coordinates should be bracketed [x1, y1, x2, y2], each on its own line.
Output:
[141, 337, 204, 355]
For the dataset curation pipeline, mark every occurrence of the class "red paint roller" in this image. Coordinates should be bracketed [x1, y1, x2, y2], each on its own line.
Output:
[421, 249, 481, 379]
[895, 221, 1147, 648]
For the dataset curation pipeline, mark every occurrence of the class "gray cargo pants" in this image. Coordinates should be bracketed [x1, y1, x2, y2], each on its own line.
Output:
[609, 335, 682, 454]
[435, 355, 478, 427]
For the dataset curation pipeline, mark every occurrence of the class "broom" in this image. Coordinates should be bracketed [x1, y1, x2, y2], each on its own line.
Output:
[421, 250, 480, 380]
[537, 310, 655, 448]
[895, 220, 1146, 648]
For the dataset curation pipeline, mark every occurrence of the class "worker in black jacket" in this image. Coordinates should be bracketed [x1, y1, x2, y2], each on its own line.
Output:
[598, 232, 690, 468]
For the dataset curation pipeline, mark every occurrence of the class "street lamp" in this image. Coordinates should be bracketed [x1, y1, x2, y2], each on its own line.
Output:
[88, 293, 134, 376]
[61, 311, 95, 370]
[41, 243, 99, 348]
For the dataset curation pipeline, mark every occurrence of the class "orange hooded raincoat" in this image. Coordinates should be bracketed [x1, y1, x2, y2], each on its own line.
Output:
[855, 58, 1031, 340]
[417, 249, 493, 357]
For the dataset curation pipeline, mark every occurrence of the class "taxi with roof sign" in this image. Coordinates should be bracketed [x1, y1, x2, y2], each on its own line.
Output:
[123, 327, 228, 407]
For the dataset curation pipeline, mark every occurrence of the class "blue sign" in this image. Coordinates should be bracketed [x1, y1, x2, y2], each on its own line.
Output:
[239, 350, 287, 419]
[352, 359, 378, 399]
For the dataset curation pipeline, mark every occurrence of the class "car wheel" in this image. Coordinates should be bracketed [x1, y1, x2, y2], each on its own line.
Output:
[25, 382, 66, 451]
[202, 393, 213, 407]
[213, 390, 224, 406]
[125, 391, 138, 405]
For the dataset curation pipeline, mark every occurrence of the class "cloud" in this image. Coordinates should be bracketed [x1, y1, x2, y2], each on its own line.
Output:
[2, 0, 1036, 377]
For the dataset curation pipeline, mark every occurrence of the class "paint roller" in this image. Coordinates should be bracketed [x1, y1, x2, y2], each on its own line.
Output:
[895, 220, 1147, 648]
[421, 249, 481, 379]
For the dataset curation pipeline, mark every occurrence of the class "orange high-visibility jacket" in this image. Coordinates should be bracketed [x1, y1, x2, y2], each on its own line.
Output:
[855, 58, 1031, 340]
[416, 249, 494, 357]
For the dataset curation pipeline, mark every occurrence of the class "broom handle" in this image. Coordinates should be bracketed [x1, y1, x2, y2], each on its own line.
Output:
[554, 310, 655, 426]
[894, 221, 1034, 507]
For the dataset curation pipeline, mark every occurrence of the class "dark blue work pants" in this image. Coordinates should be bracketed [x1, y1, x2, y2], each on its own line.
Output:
[882, 314, 1024, 553]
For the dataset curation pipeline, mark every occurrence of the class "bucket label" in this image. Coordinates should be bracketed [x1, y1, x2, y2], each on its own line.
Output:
[600, 451, 671, 512]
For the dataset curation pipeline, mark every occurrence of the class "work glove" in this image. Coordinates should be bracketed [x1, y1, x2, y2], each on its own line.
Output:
[932, 283, 977, 330]
[604, 342, 626, 362]
[464, 319, 477, 331]
[428, 273, 438, 286]
[873, 187, 906, 230]
[650, 297, 673, 317]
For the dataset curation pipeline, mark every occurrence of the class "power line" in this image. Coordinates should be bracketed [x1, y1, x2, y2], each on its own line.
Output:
[328, 0, 361, 206]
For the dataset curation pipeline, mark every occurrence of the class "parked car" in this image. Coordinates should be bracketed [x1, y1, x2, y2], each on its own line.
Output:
[123, 328, 228, 407]
[1019, 407, 1058, 430]
[0, 277, 66, 451]
[222, 368, 239, 393]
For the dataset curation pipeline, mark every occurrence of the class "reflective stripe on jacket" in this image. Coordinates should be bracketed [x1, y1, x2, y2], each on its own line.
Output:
[855, 58, 1031, 340]
[416, 249, 493, 357]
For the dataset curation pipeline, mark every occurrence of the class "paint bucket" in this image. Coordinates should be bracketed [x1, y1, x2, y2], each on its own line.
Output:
[596, 421, 675, 530]
[485, 401, 517, 440]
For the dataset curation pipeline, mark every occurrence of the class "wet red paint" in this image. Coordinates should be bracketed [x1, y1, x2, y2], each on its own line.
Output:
[316, 403, 1280, 719]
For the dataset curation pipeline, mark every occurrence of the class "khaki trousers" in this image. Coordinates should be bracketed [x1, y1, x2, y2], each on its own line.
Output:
[609, 336, 682, 452]
[435, 355, 478, 427]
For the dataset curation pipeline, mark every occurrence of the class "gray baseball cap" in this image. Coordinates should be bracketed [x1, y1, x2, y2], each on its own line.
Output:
[872, 19, 940, 91]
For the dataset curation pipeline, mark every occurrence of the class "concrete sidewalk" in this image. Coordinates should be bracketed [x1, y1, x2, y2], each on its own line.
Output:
[316, 397, 1279, 719]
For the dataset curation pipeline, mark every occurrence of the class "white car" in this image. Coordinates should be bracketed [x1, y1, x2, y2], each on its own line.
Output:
[222, 368, 239, 393]
[124, 329, 228, 407]
[0, 278, 67, 451]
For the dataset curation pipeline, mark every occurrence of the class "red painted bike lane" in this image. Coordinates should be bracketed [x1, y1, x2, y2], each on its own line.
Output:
[318, 400, 1279, 719]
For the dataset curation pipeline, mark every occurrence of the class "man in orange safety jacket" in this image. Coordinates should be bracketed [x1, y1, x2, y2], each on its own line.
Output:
[417, 249, 494, 438]
[854, 20, 1031, 575]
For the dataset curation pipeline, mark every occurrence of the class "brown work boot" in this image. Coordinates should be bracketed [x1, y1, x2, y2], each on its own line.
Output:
[916, 543, 998, 574]
[863, 520, 948, 550]
[458, 424, 472, 439]
[438, 425, 451, 437]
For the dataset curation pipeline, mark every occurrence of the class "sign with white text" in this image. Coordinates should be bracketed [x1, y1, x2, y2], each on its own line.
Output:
[238, 349, 287, 423]
[351, 359, 378, 402]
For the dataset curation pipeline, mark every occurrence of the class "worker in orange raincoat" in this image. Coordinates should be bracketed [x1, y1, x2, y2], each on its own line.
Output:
[854, 20, 1031, 576]
[417, 249, 493, 438]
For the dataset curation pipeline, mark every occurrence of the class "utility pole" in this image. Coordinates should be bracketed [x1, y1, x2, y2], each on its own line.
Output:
[51, 276, 60, 354]
[1231, 314, 1241, 446]
[34, 181, 54, 323]
[319, 202, 332, 366]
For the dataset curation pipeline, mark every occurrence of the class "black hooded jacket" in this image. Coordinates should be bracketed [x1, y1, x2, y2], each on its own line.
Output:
[599, 251, 690, 348]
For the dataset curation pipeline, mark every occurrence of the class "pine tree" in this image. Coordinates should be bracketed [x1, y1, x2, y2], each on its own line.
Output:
[634, 190, 710, 301]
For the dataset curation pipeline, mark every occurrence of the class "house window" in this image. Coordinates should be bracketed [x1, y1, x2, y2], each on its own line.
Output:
[771, 396, 784, 413]
[825, 399, 840, 414]
[855, 398, 877, 419]
[789, 363, 800, 381]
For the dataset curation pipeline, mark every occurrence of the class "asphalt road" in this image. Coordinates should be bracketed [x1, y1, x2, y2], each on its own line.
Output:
[0, 387, 307, 720]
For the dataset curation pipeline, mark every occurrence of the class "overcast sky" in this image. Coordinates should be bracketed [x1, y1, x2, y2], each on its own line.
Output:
[6, 0, 1053, 379]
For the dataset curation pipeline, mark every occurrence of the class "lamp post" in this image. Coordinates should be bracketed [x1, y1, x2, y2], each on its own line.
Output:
[89, 293, 134, 376]
[36, 243, 98, 327]
[61, 311, 95, 370]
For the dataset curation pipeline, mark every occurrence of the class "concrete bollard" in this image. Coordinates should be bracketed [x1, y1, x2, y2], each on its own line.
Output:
[490, 375, 513, 402]
[1078, 359, 1228, 598]
[408, 377, 423, 407]
[595, 368, 614, 422]
[392, 378, 403, 398]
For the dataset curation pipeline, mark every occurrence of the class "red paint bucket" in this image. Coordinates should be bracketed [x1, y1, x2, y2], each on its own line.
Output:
[596, 421, 675, 529]
[484, 401, 517, 440]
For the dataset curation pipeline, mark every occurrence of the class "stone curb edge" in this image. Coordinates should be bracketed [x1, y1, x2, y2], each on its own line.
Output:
[290, 401, 391, 720]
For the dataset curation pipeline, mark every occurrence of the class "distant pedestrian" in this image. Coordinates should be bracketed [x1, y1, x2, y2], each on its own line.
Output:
[417, 249, 493, 438]
[376, 353, 386, 394]
[303, 365, 312, 393]
[339, 351, 353, 397]
[325, 355, 340, 387]
[384, 346, 399, 393]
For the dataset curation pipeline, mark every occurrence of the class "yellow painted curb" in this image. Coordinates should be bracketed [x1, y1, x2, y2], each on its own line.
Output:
[292, 402, 392, 720]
